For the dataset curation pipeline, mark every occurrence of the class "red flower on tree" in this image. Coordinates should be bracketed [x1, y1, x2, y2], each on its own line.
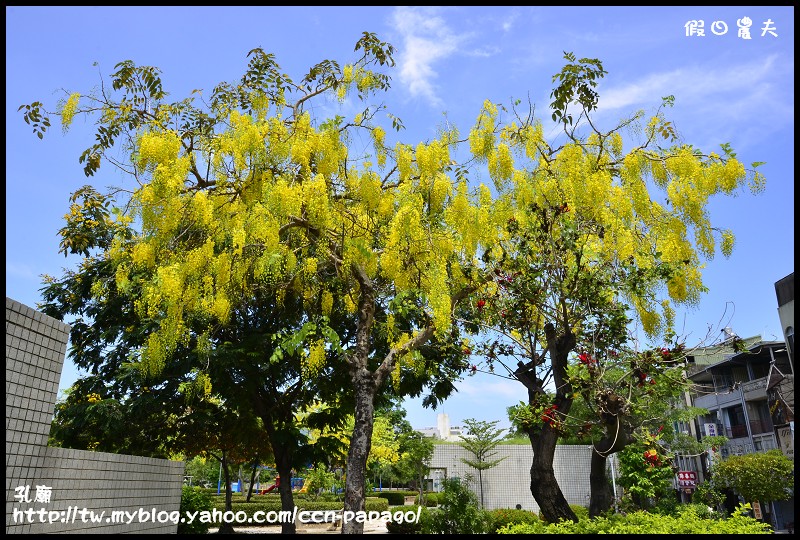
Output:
[541, 404, 560, 428]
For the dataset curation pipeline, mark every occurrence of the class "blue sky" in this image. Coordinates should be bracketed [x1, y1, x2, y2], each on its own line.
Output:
[6, 6, 794, 432]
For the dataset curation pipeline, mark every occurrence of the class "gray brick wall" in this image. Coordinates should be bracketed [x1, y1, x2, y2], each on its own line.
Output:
[6, 297, 184, 534]
[430, 443, 619, 512]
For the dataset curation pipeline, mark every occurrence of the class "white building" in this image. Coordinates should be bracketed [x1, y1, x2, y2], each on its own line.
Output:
[417, 413, 465, 442]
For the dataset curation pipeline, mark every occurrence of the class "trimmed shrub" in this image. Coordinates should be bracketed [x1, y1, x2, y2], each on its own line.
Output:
[486, 508, 540, 532]
[375, 490, 419, 506]
[414, 492, 439, 506]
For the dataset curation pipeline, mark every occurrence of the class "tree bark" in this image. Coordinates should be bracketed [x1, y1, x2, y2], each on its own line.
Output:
[528, 423, 577, 522]
[525, 322, 577, 524]
[246, 462, 258, 503]
[588, 417, 634, 517]
[275, 447, 296, 534]
[218, 450, 236, 534]
[589, 449, 614, 517]
[342, 370, 376, 534]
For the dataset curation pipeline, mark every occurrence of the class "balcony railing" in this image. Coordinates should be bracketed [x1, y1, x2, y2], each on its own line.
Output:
[741, 377, 767, 393]
[726, 425, 749, 438]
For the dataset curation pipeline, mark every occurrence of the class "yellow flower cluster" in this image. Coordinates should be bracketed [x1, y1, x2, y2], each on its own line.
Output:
[303, 174, 331, 228]
[137, 131, 181, 171]
[321, 291, 333, 317]
[131, 241, 155, 268]
[303, 340, 327, 377]
[720, 229, 735, 257]
[488, 143, 514, 189]
[468, 100, 498, 162]
[60, 93, 80, 132]
[371, 126, 387, 167]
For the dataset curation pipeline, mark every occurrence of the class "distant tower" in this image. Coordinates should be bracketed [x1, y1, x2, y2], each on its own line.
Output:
[437, 413, 450, 440]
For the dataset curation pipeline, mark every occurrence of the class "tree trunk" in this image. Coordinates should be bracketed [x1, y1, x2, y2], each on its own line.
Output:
[525, 323, 577, 524]
[218, 450, 236, 534]
[589, 449, 614, 517]
[275, 449, 296, 534]
[528, 423, 577, 523]
[251, 387, 298, 533]
[589, 417, 634, 517]
[342, 371, 376, 534]
[479, 468, 484, 509]
[246, 462, 258, 502]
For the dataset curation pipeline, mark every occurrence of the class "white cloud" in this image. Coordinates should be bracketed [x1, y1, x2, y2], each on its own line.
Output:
[391, 6, 466, 107]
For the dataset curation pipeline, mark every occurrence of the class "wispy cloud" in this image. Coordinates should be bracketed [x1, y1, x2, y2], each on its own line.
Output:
[599, 55, 779, 111]
[391, 6, 466, 107]
[596, 54, 792, 151]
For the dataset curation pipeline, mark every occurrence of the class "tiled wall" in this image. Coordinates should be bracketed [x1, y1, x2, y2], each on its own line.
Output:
[430, 443, 618, 511]
[6, 297, 183, 534]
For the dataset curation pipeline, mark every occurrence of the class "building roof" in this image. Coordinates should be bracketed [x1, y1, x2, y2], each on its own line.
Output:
[688, 340, 786, 380]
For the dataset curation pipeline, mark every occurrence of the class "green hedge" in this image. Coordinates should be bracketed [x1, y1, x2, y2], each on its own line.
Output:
[500, 504, 771, 534]
[414, 492, 439, 507]
[486, 508, 540, 532]
[374, 490, 419, 506]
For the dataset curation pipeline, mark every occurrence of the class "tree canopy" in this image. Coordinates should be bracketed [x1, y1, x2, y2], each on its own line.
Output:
[24, 36, 767, 530]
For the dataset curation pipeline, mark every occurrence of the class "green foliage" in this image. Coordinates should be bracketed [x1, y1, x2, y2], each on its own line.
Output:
[184, 455, 220, 487]
[304, 464, 337, 497]
[693, 480, 727, 509]
[616, 434, 676, 509]
[426, 477, 489, 534]
[499, 503, 771, 534]
[538, 504, 589, 523]
[711, 449, 794, 503]
[178, 486, 214, 534]
[385, 506, 435, 534]
[17, 100, 50, 139]
[549, 51, 607, 126]
[393, 430, 434, 493]
[486, 508, 541, 532]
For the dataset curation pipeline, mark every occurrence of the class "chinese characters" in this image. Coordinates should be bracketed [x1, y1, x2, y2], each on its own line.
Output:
[685, 18, 778, 37]
[14, 485, 53, 504]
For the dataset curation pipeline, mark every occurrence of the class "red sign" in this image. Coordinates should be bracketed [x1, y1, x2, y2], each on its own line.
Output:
[677, 470, 697, 487]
